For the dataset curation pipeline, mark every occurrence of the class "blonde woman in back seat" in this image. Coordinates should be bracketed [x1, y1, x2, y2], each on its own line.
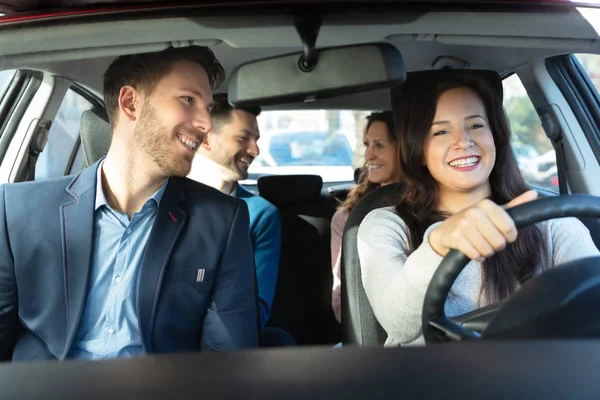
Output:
[358, 72, 599, 347]
[330, 111, 403, 323]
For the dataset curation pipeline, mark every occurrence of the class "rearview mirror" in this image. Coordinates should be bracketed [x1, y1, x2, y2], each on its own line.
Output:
[227, 42, 405, 107]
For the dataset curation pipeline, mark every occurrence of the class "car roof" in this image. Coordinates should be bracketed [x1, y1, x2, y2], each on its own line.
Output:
[0, 0, 588, 15]
[0, 1, 597, 111]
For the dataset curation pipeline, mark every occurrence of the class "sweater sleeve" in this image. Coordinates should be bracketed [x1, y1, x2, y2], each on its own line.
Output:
[330, 209, 349, 323]
[357, 207, 444, 344]
[546, 217, 599, 267]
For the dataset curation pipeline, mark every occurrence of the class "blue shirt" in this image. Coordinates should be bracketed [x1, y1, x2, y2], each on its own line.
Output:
[234, 184, 281, 327]
[68, 163, 168, 360]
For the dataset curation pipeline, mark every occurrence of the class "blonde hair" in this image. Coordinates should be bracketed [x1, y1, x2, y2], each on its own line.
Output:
[338, 111, 400, 212]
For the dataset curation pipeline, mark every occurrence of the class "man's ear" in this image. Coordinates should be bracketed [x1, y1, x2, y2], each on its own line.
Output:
[118, 85, 140, 123]
[201, 132, 213, 151]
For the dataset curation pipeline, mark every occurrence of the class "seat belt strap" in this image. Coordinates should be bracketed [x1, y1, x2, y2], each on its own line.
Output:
[539, 107, 569, 195]
[552, 136, 569, 195]
[24, 119, 52, 181]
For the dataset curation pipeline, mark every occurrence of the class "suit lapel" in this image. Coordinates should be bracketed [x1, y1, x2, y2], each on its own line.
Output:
[60, 161, 100, 359]
[138, 178, 188, 352]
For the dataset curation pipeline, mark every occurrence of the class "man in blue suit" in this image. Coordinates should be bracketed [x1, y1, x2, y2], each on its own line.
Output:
[0, 45, 259, 361]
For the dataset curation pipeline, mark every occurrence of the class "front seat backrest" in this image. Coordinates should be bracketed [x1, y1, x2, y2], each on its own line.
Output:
[341, 182, 404, 346]
[258, 174, 341, 345]
[79, 107, 111, 168]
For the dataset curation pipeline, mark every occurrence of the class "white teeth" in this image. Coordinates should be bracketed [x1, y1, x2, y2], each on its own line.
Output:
[449, 157, 479, 167]
[368, 164, 382, 170]
[178, 135, 197, 150]
[238, 158, 251, 165]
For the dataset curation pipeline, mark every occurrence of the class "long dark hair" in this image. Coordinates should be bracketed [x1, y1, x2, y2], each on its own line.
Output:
[395, 74, 545, 304]
[339, 111, 401, 212]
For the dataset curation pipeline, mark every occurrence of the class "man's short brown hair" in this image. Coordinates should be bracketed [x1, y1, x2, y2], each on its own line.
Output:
[103, 45, 225, 127]
[210, 93, 261, 133]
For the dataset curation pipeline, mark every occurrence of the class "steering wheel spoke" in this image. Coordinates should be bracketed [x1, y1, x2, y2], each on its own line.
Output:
[429, 316, 481, 341]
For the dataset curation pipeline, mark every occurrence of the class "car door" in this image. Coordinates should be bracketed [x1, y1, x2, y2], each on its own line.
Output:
[0, 69, 102, 183]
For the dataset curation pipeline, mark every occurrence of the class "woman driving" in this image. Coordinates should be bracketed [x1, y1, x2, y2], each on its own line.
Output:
[357, 72, 599, 346]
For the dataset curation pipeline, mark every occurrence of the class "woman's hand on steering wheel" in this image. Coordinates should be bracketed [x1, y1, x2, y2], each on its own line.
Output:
[428, 190, 538, 261]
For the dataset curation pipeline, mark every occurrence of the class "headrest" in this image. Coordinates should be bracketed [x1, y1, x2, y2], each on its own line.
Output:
[80, 107, 111, 167]
[258, 175, 323, 206]
[354, 167, 363, 184]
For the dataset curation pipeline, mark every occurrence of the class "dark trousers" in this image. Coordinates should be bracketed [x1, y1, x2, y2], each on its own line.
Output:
[260, 327, 297, 347]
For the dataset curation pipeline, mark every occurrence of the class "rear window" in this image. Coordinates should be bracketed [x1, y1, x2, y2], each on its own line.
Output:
[267, 131, 353, 167]
[243, 109, 373, 186]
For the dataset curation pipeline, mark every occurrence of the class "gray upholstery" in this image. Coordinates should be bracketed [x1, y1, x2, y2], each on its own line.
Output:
[341, 183, 404, 345]
[80, 107, 111, 167]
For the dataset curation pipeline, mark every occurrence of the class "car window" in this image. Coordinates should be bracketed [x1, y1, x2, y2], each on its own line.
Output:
[244, 109, 373, 186]
[0, 69, 15, 100]
[574, 53, 600, 94]
[269, 131, 353, 166]
[503, 74, 558, 193]
[35, 88, 94, 180]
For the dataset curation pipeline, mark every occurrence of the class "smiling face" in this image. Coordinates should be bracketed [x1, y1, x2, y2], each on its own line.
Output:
[202, 109, 260, 182]
[364, 120, 401, 186]
[134, 60, 214, 178]
[424, 86, 496, 198]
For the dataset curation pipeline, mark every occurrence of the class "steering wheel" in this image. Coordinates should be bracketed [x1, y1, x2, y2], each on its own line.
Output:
[422, 195, 600, 343]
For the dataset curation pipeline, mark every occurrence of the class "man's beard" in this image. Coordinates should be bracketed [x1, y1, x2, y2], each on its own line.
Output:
[134, 102, 192, 178]
[222, 155, 249, 182]
[230, 161, 248, 181]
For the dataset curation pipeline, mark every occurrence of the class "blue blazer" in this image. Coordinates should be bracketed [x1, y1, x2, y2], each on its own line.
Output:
[0, 161, 259, 361]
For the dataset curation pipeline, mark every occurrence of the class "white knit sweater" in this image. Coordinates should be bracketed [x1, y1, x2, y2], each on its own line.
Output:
[357, 206, 600, 347]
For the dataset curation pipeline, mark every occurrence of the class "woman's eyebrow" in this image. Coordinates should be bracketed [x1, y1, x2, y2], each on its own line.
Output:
[431, 114, 485, 126]
[465, 114, 485, 120]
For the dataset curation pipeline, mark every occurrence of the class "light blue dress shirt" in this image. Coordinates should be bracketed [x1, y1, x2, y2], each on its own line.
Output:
[68, 162, 168, 360]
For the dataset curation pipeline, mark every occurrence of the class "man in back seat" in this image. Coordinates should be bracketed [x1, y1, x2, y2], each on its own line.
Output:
[188, 94, 281, 328]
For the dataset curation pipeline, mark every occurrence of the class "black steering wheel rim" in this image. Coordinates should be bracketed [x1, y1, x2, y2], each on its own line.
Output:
[422, 194, 600, 343]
